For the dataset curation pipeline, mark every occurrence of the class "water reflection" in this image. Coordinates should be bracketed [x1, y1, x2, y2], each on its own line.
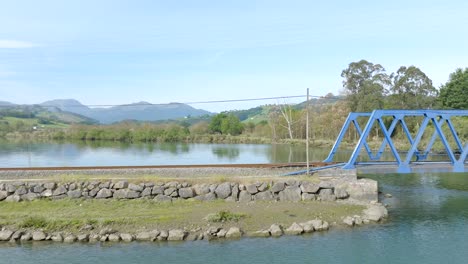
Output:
[212, 147, 240, 160]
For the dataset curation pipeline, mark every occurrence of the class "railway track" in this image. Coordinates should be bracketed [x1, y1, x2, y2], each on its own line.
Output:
[0, 162, 335, 171]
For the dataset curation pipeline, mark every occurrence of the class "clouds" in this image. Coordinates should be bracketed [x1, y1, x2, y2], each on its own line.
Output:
[0, 40, 35, 49]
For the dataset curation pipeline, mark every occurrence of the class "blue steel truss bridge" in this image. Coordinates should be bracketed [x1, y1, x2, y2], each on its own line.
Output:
[321, 110, 468, 174]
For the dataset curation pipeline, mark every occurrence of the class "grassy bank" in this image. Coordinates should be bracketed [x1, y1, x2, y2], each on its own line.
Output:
[0, 198, 363, 233]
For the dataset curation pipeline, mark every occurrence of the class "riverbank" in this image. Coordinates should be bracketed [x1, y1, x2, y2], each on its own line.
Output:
[0, 174, 387, 243]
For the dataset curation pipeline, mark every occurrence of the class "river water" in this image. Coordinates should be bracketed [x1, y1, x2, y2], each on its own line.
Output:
[1, 141, 467, 263]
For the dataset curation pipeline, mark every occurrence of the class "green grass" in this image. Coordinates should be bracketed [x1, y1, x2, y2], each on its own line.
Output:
[0, 199, 364, 233]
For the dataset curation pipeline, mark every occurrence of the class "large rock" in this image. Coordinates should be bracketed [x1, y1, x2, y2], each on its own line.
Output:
[300, 182, 320, 194]
[151, 186, 165, 195]
[141, 187, 153, 197]
[5, 184, 17, 193]
[51, 233, 63, 242]
[249, 230, 270, 237]
[238, 191, 252, 202]
[14, 186, 28, 195]
[363, 205, 388, 222]
[231, 184, 239, 200]
[193, 184, 210, 196]
[214, 182, 232, 199]
[11, 231, 24, 241]
[179, 187, 195, 199]
[5, 194, 21, 202]
[64, 234, 77, 243]
[216, 229, 227, 238]
[343, 216, 355, 226]
[77, 234, 89, 242]
[41, 189, 53, 197]
[108, 234, 121, 242]
[32, 231, 47, 241]
[67, 190, 82, 199]
[225, 227, 242, 238]
[128, 183, 143, 192]
[257, 182, 268, 192]
[0, 191, 8, 201]
[270, 182, 285, 193]
[157, 230, 169, 241]
[285, 222, 303, 235]
[0, 230, 13, 241]
[136, 232, 152, 241]
[164, 187, 177, 197]
[319, 189, 336, 201]
[96, 188, 113, 199]
[120, 233, 134, 242]
[254, 191, 274, 201]
[246, 184, 258, 194]
[279, 186, 302, 202]
[168, 230, 186, 241]
[20, 233, 32, 241]
[22, 192, 39, 201]
[300, 222, 315, 233]
[33, 185, 46, 193]
[113, 189, 140, 199]
[113, 180, 128, 189]
[88, 187, 100, 197]
[43, 182, 57, 190]
[269, 224, 283, 237]
[53, 185, 68, 196]
[307, 219, 329, 231]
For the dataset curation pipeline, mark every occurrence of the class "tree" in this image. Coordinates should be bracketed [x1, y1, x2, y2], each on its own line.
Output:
[209, 113, 244, 135]
[209, 113, 227, 134]
[341, 60, 390, 112]
[439, 68, 468, 109]
[389, 66, 437, 109]
[220, 115, 244, 135]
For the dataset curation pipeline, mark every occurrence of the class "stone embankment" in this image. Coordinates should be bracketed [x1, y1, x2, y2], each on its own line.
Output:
[0, 178, 377, 203]
[0, 177, 388, 243]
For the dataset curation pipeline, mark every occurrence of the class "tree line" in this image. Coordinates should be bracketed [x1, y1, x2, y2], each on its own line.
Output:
[2, 60, 467, 146]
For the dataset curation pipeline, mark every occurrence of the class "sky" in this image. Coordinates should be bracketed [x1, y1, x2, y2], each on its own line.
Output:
[0, 0, 467, 112]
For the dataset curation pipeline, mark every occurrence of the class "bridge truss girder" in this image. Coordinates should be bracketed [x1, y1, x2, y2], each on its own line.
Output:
[324, 110, 468, 173]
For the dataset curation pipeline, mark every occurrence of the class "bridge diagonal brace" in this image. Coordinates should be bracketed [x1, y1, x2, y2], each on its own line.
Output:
[376, 117, 402, 165]
[400, 116, 430, 172]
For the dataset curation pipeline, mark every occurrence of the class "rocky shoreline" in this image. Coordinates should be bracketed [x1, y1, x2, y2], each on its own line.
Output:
[0, 177, 387, 244]
[0, 203, 387, 243]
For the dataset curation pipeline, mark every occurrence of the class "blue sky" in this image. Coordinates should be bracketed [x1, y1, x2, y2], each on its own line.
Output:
[0, 0, 467, 112]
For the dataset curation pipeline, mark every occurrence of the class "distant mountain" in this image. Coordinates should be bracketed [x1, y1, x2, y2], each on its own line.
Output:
[0, 101, 15, 106]
[41, 99, 212, 124]
[0, 103, 97, 124]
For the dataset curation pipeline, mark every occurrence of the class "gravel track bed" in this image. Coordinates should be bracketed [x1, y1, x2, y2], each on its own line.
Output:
[0, 167, 301, 181]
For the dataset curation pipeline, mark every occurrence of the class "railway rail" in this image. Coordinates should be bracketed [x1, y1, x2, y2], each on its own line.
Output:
[0, 162, 335, 171]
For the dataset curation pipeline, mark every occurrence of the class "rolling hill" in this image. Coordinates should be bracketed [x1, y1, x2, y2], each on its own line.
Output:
[41, 99, 212, 124]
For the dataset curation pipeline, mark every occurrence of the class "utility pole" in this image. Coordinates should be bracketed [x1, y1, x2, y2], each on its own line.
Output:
[306, 88, 310, 175]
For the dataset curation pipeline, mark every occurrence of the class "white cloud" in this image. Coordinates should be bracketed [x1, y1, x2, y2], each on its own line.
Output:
[0, 40, 35, 48]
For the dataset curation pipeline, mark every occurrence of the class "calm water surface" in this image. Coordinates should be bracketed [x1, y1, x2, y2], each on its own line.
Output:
[0, 140, 340, 167]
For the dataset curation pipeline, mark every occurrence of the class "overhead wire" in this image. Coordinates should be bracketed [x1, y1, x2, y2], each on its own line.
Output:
[0, 94, 343, 108]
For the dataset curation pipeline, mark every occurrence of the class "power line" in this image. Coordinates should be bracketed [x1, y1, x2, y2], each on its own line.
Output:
[0, 94, 344, 108]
